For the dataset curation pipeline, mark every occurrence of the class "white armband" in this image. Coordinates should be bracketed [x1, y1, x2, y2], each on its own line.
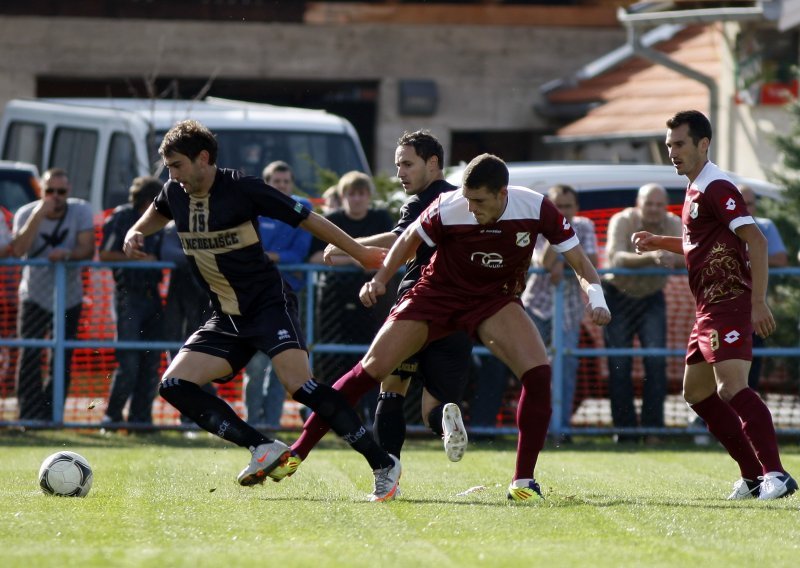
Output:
[587, 283, 608, 311]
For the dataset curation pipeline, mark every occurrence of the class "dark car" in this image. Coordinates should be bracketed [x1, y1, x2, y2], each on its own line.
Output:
[0, 160, 39, 218]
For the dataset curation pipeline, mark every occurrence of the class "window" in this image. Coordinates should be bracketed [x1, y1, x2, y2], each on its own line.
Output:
[103, 132, 138, 210]
[2, 121, 44, 170]
[49, 127, 98, 202]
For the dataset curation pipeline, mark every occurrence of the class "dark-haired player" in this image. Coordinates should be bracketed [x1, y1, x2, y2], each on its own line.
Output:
[275, 131, 474, 483]
[279, 153, 610, 501]
[633, 110, 796, 500]
[123, 119, 401, 501]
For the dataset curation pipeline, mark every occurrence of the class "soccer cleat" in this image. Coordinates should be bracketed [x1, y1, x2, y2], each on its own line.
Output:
[507, 478, 544, 502]
[727, 477, 760, 500]
[442, 403, 468, 462]
[369, 454, 402, 502]
[268, 453, 302, 482]
[757, 471, 798, 500]
[237, 440, 291, 486]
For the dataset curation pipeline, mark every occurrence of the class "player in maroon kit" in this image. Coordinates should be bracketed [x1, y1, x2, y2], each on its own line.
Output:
[287, 153, 610, 501]
[633, 110, 796, 500]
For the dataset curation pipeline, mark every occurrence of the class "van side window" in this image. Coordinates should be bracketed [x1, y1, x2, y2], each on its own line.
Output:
[103, 132, 139, 210]
[50, 127, 97, 202]
[2, 121, 44, 171]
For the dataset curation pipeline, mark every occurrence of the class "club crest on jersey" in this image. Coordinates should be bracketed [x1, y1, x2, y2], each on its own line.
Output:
[516, 232, 531, 247]
[724, 197, 736, 211]
[689, 201, 699, 219]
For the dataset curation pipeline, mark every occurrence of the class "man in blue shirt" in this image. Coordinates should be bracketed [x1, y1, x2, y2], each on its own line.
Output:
[244, 161, 312, 428]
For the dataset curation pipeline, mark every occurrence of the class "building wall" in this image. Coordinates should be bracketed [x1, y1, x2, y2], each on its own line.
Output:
[0, 16, 625, 174]
[718, 23, 795, 181]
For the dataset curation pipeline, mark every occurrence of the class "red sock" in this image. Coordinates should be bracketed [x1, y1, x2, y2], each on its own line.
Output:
[728, 388, 784, 474]
[513, 365, 552, 481]
[291, 362, 377, 460]
[691, 392, 762, 479]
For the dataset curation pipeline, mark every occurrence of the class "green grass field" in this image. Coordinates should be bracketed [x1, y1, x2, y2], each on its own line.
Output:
[1, 431, 799, 568]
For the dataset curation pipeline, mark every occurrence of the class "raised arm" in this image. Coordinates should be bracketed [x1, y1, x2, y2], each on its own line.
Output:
[631, 231, 684, 255]
[359, 226, 423, 307]
[562, 245, 611, 326]
[123, 205, 169, 259]
[299, 211, 385, 269]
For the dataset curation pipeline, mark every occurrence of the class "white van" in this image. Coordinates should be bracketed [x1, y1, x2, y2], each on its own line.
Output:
[446, 162, 782, 211]
[0, 97, 371, 211]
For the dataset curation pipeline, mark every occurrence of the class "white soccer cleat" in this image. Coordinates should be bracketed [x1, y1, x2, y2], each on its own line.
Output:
[369, 454, 401, 502]
[442, 403, 468, 462]
[237, 440, 291, 486]
[727, 477, 760, 500]
[757, 471, 798, 500]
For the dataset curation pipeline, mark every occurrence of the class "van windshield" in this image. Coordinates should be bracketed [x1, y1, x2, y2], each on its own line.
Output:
[154, 129, 367, 196]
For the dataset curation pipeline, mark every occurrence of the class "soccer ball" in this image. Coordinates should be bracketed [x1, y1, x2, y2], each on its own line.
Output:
[38, 451, 93, 497]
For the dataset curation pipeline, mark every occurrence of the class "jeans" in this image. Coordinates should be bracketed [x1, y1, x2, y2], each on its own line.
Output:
[530, 313, 581, 431]
[603, 284, 667, 428]
[16, 300, 82, 420]
[105, 290, 163, 424]
[244, 350, 286, 429]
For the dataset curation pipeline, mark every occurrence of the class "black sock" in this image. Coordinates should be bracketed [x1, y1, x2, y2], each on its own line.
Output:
[159, 378, 270, 450]
[292, 379, 392, 470]
[374, 392, 407, 458]
[427, 404, 445, 437]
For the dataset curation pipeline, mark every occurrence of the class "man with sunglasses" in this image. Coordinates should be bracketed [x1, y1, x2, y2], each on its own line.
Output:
[11, 168, 95, 421]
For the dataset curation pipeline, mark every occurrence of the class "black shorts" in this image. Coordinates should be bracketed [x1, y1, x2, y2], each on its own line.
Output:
[394, 331, 472, 403]
[180, 286, 306, 382]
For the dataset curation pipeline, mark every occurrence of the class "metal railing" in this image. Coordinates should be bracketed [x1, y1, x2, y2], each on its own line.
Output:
[1, 259, 799, 436]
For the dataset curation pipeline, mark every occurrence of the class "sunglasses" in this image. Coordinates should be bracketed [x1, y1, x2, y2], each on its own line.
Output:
[44, 187, 68, 196]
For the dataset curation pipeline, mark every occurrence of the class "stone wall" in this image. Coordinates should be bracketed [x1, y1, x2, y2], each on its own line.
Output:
[0, 15, 625, 174]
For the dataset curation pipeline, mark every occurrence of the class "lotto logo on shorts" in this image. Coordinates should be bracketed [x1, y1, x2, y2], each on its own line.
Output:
[723, 329, 741, 344]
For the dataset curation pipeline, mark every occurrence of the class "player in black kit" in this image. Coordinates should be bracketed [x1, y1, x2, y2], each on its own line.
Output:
[123, 120, 401, 502]
[275, 130, 474, 483]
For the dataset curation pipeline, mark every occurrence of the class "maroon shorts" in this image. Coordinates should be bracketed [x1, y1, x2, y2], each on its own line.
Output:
[685, 310, 753, 365]
[386, 284, 522, 342]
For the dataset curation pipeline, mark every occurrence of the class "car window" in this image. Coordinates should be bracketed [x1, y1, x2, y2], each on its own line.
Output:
[0, 169, 38, 213]
[50, 127, 98, 202]
[2, 121, 44, 171]
[103, 132, 139, 210]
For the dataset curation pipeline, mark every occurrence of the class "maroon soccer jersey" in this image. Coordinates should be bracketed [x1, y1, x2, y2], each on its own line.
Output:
[411, 185, 579, 298]
[681, 162, 755, 315]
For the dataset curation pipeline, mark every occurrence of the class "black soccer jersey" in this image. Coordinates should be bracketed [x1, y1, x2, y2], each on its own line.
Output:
[153, 168, 310, 317]
[391, 179, 457, 297]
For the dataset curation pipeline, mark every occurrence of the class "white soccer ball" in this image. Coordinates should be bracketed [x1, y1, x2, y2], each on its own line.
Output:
[38, 451, 93, 497]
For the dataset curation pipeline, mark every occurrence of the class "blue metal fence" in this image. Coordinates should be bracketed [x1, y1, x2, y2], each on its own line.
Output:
[1, 259, 799, 436]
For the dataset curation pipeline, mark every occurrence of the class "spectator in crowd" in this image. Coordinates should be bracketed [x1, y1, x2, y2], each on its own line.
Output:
[308, 171, 395, 425]
[243, 160, 312, 428]
[0, 210, 12, 384]
[522, 184, 598, 442]
[602, 183, 683, 443]
[0, 211, 10, 256]
[11, 168, 95, 420]
[321, 184, 342, 214]
[739, 184, 788, 391]
[634, 109, 794, 500]
[99, 176, 164, 427]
